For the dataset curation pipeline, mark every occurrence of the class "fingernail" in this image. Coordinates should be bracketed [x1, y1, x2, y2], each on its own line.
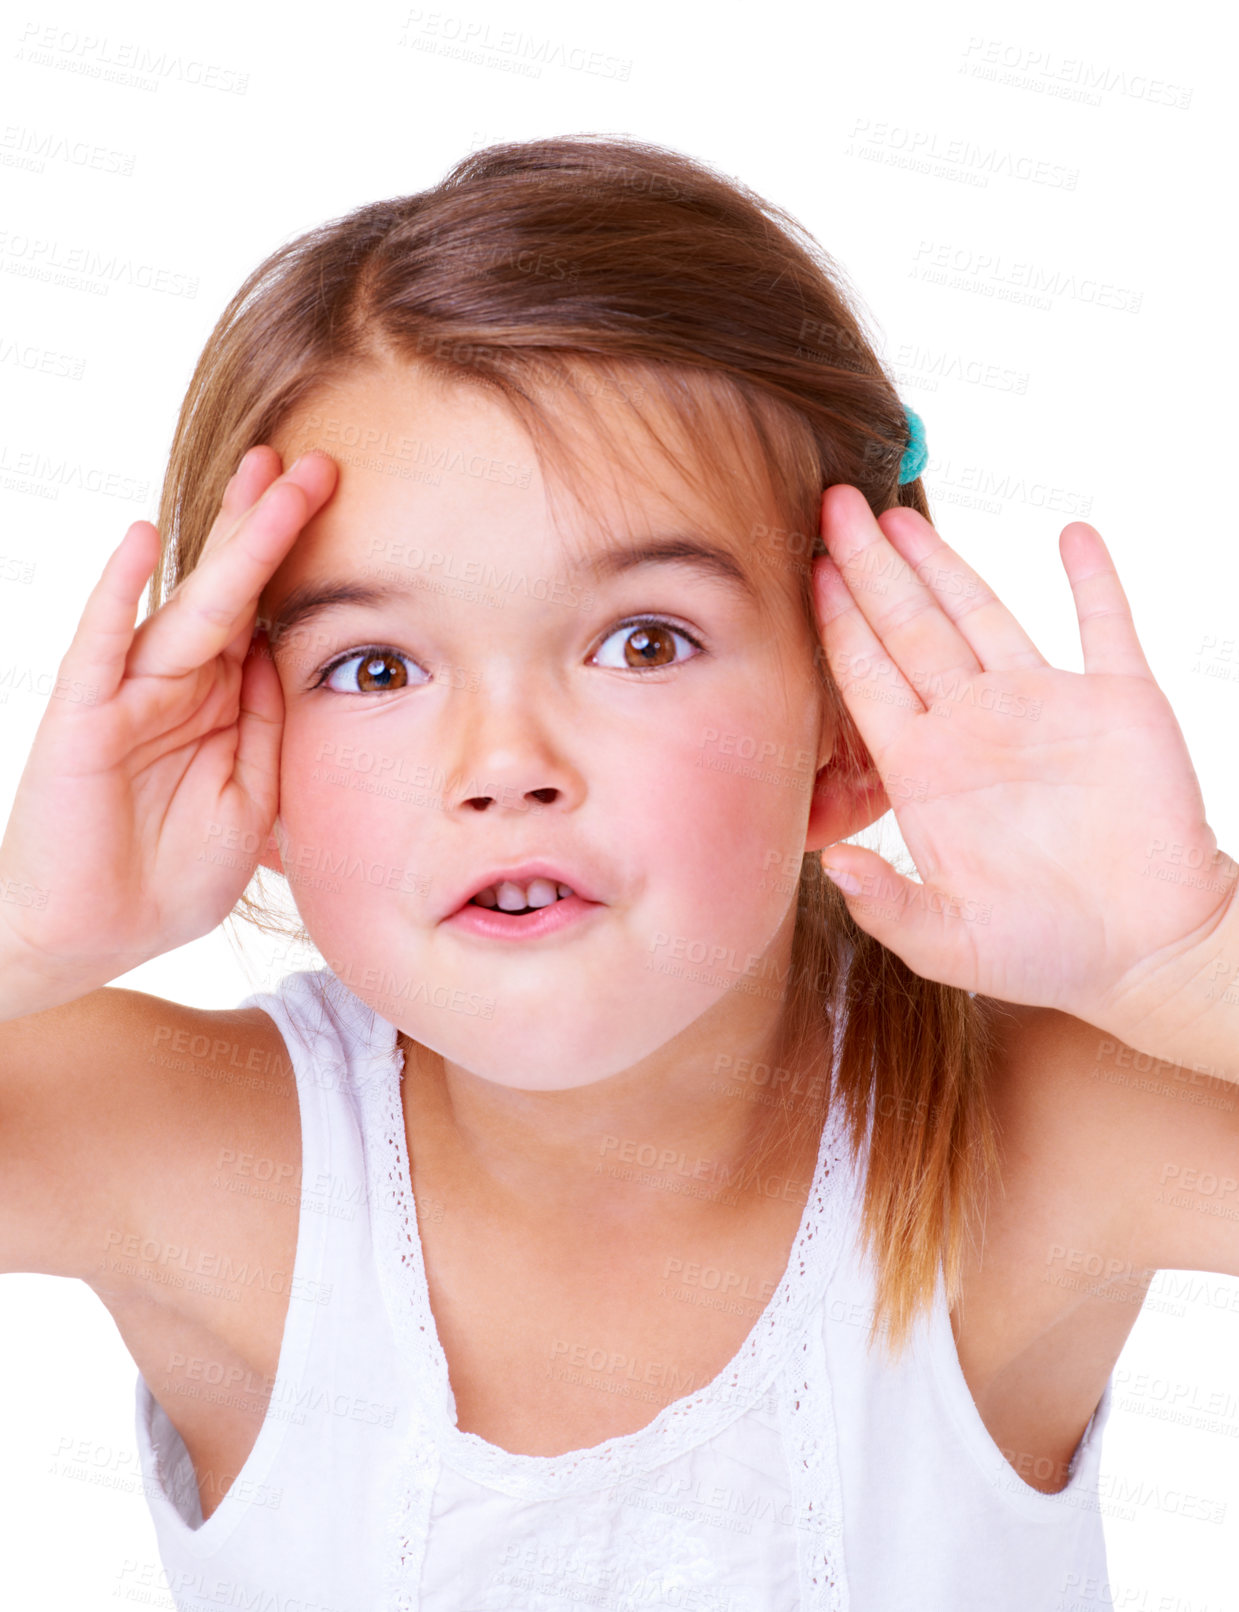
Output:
[821, 862, 862, 895]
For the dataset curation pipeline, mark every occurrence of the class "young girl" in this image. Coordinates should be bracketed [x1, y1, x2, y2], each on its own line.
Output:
[1, 133, 1236, 1611]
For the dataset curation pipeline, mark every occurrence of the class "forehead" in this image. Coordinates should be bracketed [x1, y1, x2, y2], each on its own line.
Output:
[263, 358, 801, 627]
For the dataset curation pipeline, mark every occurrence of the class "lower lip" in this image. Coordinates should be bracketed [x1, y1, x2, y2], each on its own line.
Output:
[443, 894, 603, 940]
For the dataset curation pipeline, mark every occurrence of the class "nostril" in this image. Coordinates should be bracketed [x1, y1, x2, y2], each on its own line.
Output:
[460, 788, 558, 810]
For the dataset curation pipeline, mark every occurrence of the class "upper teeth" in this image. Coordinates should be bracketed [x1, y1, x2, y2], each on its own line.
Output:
[472, 878, 575, 911]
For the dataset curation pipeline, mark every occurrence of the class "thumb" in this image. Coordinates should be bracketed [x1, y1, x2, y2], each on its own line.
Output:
[818, 846, 940, 962]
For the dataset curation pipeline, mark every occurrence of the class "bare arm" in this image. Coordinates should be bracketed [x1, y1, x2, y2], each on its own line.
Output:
[0, 988, 291, 1284]
[953, 999, 1239, 1495]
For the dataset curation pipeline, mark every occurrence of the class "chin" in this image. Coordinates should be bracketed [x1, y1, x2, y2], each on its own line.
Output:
[465, 1060, 615, 1094]
[409, 1007, 693, 1093]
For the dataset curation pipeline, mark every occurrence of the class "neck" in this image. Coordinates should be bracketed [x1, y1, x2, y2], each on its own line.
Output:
[398, 969, 832, 1230]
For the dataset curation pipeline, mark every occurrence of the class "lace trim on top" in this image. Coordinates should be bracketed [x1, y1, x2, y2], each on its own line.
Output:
[341, 983, 853, 1508]
[283, 973, 445, 1612]
[782, 1311, 850, 1612]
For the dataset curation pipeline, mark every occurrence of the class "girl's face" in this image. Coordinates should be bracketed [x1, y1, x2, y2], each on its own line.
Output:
[259, 360, 834, 1090]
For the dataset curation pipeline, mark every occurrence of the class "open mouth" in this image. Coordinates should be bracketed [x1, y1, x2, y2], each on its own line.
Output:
[445, 874, 599, 940]
[468, 878, 576, 916]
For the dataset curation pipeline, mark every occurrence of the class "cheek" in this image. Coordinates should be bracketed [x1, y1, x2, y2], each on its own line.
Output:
[275, 716, 417, 936]
[604, 705, 807, 936]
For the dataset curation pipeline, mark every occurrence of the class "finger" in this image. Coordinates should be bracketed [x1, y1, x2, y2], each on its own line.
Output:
[57, 521, 163, 704]
[198, 445, 286, 562]
[231, 631, 284, 826]
[821, 487, 1046, 695]
[878, 504, 1049, 672]
[128, 453, 337, 680]
[818, 843, 955, 978]
[161, 445, 285, 618]
[1058, 522, 1155, 679]
[814, 552, 927, 766]
[206, 454, 287, 670]
[819, 485, 984, 705]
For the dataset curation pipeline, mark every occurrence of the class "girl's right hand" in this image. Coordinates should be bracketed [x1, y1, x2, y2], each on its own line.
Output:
[0, 446, 338, 1015]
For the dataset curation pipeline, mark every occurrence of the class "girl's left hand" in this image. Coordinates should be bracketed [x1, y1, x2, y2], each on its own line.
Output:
[811, 483, 1237, 1026]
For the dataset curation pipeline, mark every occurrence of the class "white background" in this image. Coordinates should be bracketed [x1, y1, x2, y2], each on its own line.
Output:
[1, 0, 1237, 1605]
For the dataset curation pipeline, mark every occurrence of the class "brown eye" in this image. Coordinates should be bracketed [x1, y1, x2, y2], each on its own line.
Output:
[356, 653, 408, 692]
[625, 625, 677, 668]
[594, 619, 702, 672]
[319, 649, 421, 694]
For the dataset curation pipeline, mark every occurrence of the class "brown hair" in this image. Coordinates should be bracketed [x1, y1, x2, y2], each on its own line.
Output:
[149, 133, 1001, 1362]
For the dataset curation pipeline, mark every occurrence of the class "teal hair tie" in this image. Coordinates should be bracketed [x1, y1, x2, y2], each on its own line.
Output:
[897, 407, 928, 484]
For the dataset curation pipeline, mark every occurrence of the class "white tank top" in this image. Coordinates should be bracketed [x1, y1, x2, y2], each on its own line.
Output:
[132, 966, 1115, 1610]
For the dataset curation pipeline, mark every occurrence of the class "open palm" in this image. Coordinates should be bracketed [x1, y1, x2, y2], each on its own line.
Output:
[813, 484, 1235, 1025]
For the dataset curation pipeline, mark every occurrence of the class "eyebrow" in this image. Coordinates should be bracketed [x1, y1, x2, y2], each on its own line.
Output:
[262, 533, 759, 643]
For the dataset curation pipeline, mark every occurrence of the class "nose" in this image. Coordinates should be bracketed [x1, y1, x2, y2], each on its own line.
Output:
[462, 784, 558, 812]
[441, 678, 583, 816]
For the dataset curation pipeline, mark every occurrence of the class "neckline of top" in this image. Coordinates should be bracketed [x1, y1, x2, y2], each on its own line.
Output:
[332, 970, 855, 1496]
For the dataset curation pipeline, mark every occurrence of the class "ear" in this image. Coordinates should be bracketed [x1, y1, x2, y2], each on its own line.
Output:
[803, 722, 890, 853]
